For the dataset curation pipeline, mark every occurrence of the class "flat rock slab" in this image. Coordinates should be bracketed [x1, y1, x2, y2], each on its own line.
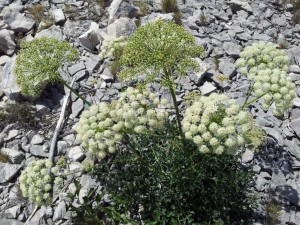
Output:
[0, 163, 22, 183]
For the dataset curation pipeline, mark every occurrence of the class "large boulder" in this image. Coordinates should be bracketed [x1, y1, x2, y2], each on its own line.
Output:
[107, 17, 136, 38]
[0, 29, 16, 56]
[78, 22, 100, 51]
[1, 56, 20, 100]
[3, 12, 35, 33]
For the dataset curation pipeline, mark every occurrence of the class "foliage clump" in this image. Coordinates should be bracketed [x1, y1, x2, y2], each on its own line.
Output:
[0, 102, 36, 130]
[14, 37, 78, 97]
[99, 36, 127, 60]
[182, 93, 265, 154]
[76, 87, 169, 159]
[118, 20, 204, 85]
[19, 159, 63, 206]
[94, 126, 254, 224]
[235, 41, 296, 116]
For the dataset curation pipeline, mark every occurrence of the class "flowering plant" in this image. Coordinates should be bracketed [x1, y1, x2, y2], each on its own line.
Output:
[75, 87, 169, 159]
[236, 41, 296, 115]
[99, 36, 127, 60]
[14, 37, 78, 97]
[182, 93, 265, 154]
[19, 159, 63, 205]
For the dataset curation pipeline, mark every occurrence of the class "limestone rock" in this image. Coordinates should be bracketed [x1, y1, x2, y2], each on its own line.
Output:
[79, 22, 100, 51]
[107, 17, 136, 38]
[3, 12, 35, 32]
[0, 29, 15, 56]
[0, 163, 22, 183]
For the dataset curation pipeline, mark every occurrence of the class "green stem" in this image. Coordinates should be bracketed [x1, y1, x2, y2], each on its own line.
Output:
[241, 92, 268, 110]
[241, 83, 254, 110]
[163, 68, 184, 139]
[60, 79, 92, 106]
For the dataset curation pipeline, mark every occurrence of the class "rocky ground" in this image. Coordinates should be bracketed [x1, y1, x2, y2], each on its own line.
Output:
[1, 0, 300, 224]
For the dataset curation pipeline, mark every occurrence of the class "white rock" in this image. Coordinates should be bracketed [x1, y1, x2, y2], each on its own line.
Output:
[68, 146, 85, 162]
[0, 29, 16, 56]
[0, 148, 24, 164]
[35, 25, 64, 41]
[78, 22, 100, 51]
[293, 98, 300, 108]
[51, 9, 65, 24]
[30, 134, 45, 145]
[242, 149, 254, 163]
[107, 17, 136, 38]
[108, 0, 123, 20]
[3, 12, 35, 32]
[200, 81, 216, 95]
[1, 56, 20, 100]
[53, 201, 66, 222]
[0, 163, 22, 183]
[0, 55, 10, 66]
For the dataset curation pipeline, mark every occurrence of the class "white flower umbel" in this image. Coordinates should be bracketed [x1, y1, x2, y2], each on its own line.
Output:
[182, 93, 263, 154]
[19, 159, 61, 206]
[99, 36, 127, 60]
[76, 87, 169, 159]
[236, 41, 296, 116]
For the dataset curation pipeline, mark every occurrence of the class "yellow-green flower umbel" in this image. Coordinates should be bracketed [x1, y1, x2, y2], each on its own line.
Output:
[118, 20, 205, 85]
[14, 37, 78, 97]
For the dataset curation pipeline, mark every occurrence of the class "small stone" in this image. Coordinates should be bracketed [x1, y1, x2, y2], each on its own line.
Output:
[0, 55, 11, 66]
[0, 163, 22, 183]
[53, 201, 66, 222]
[72, 98, 84, 118]
[68, 62, 85, 76]
[0, 148, 24, 164]
[68, 146, 85, 162]
[4, 130, 19, 141]
[51, 9, 65, 24]
[100, 68, 114, 82]
[200, 82, 217, 95]
[253, 165, 261, 173]
[223, 42, 241, 57]
[242, 149, 254, 163]
[30, 134, 44, 145]
[57, 141, 68, 155]
[30, 145, 49, 158]
[79, 22, 100, 51]
[290, 119, 300, 138]
[293, 98, 300, 108]
[5, 205, 21, 218]
[290, 65, 300, 74]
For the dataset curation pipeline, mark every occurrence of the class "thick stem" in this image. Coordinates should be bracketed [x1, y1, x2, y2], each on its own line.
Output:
[60, 79, 92, 106]
[163, 68, 184, 139]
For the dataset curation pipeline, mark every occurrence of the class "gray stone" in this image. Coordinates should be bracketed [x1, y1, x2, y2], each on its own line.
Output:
[72, 98, 84, 118]
[100, 68, 114, 82]
[255, 176, 268, 191]
[53, 201, 66, 222]
[253, 165, 261, 173]
[75, 70, 87, 81]
[3, 12, 35, 32]
[242, 149, 254, 163]
[68, 146, 85, 162]
[30, 145, 49, 158]
[0, 163, 21, 183]
[290, 119, 300, 138]
[79, 174, 98, 203]
[108, 0, 123, 20]
[0, 29, 15, 56]
[0, 55, 10, 66]
[84, 57, 100, 75]
[51, 9, 65, 24]
[0, 148, 24, 164]
[285, 138, 300, 161]
[223, 42, 241, 57]
[290, 65, 300, 74]
[107, 17, 136, 38]
[78, 22, 100, 51]
[228, 0, 253, 14]
[35, 25, 64, 41]
[271, 14, 287, 27]
[30, 134, 44, 145]
[0, 218, 22, 225]
[263, 126, 284, 146]
[219, 58, 237, 78]
[57, 141, 68, 155]
[293, 98, 300, 108]
[68, 62, 85, 76]
[4, 129, 19, 141]
[5, 205, 21, 218]
[1, 56, 20, 100]
[200, 82, 217, 95]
